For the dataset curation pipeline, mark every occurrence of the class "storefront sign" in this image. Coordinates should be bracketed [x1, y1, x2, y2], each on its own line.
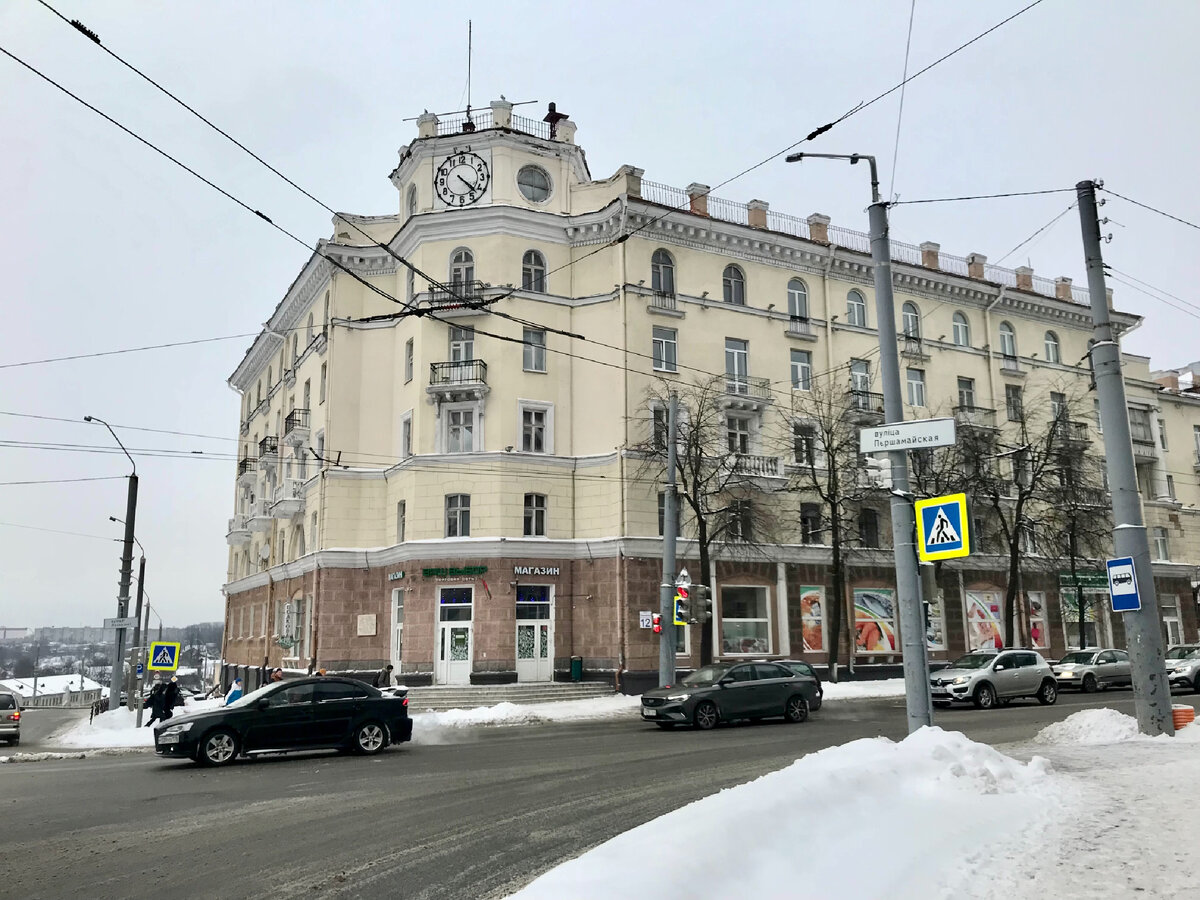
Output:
[1058, 571, 1108, 589]
[513, 565, 560, 576]
[387, 571, 405, 582]
[422, 566, 487, 578]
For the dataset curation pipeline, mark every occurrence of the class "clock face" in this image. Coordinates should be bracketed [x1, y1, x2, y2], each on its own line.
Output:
[435, 151, 490, 207]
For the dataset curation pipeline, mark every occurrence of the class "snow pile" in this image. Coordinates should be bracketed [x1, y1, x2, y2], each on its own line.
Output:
[0, 748, 145, 764]
[505, 727, 1056, 900]
[52, 696, 225, 749]
[822, 677, 906, 700]
[1035, 707, 1200, 745]
[412, 695, 642, 742]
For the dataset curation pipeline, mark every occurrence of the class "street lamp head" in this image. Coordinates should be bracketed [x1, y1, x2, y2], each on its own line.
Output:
[83, 415, 93, 422]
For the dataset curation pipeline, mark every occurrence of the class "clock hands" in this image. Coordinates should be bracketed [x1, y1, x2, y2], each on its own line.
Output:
[456, 173, 479, 192]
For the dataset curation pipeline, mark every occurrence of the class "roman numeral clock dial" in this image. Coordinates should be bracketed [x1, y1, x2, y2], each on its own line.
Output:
[435, 151, 490, 207]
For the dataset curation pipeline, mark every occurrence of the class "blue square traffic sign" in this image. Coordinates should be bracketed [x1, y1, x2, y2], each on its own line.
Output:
[914, 493, 970, 562]
[1106, 556, 1141, 612]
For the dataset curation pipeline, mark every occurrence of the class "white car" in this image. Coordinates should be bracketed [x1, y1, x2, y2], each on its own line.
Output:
[1164, 645, 1200, 692]
[1052, 649, 1131, 692]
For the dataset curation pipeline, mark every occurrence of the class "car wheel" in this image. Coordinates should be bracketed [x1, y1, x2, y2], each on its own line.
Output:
[973, 683, 996, 710]
[1192, 676, 1200, 695]
[810, 694, 822, 712]
[353, 721, 388, 755]
[197, 728, 238, 767]
[692, 701, 718, 730]
[655, 722, 676, 730]
[1082, 674, 1097, 693]
[1038, 680, 1058, 705]
[784, 695, 809, 723]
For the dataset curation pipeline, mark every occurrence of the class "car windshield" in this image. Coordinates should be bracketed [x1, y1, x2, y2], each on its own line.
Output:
[682, 665, 731, 686]
[1057, 652, 1097, 665]
[225, 683, 279, 710]
[949, 654, 995, 669]
[1165, 646, 1200, 660]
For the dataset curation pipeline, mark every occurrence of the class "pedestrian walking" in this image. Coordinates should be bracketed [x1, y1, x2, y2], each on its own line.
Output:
[160, 675, 182, 721]
[270, 668, 284, 684]
[224, 677, 244, 706]
[143, 682, 167, 728]
[374, 664, 394, 688]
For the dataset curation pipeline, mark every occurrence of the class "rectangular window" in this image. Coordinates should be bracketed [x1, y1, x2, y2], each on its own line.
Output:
[523, 328, 547, 373]
[724, 338, 748, 392]
[523, 493, 547, 537]
[793, 423, 816, 466]
[858, 508, 880, 548]
[449, 325, 474, 362]
[392, 588, 405, 665]
[447, 409, 474, 453]
[1161, 595, 1182, 646]
[652, 326, 678, 372]
[1095, 399, 1104, 434]
[906, 368, 926, 407]
[401, 415, 413, 458]
[957, 377, 975, 409]
[657, 492, 666, 537]
[522, 407, 546, 453]
[445, 494, 470, 537]
[1167, 474, 1176, 500]
[319, 363, 327, 403]
[316, 432, 325, 467]
[405, 339, 414, 383]
[652, 406, 669, 451]
[720, 586, 770, 655]
[800, 503, 822, 544]
[1128, 407, 1153, 444]
[1158, 418, 1168, 450]
[1194, 425, 1200, 461]
[1153, 526, 1170, 560]
[850, 359, 871, 395]
[1050, 391, 1066, 421]
[726, 415, 750, 454]
[790, 349, 812, 391]
[727, 499, 753, 542]
[396, 500, 406, 542]
[1005, 384, 1024, 422]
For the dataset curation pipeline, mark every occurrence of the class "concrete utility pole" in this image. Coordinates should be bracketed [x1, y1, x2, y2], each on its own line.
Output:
[87, 415, 138, 713]
[659, 392, 680, 687]
[132, 555, 146, 722]
[1076, 180, 1173, 736]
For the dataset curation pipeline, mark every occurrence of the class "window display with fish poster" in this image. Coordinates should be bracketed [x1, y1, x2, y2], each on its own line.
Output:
[926, 590, 946, 651]
[965, 591, 1004, 650]
[854, 588, 897, 653]
[799, 586, 825, 652]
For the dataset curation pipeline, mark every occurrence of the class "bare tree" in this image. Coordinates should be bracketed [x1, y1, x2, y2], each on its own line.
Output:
[786, 378, 888, 681]
[632, 376, 781, 664]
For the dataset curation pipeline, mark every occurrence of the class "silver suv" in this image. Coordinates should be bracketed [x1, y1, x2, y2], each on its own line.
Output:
[930, 649, 1058, 710]
[1164, 645, 1200, 692]
[0, 691, 19, 745]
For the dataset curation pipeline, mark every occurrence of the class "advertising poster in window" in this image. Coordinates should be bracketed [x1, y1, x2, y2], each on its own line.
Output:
[926, 590, 946, 652]
[854, 589, 897, 653]
[799, 586, 825, 652]
[966, 591, 1003, 650]
[1026, 591, 1049, 650]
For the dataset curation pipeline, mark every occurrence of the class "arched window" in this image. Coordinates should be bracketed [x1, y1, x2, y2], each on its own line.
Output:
[294, 526, 306, 558]
[450, 248, 474, 285]
[952, 311, 971, 347]
[847, 290, 867, 327]
[999, 321, 1017, 358]
[291, 334, 299, 362]
[1044, 330, 1061, 364]
[723, 265, 745, 305]
[267, 366, 272, 387]
[406, 185, 418, 219]
[787, 278, 809, 320]
[901, 302, 921, 338]
[306, 313, 314, 344]
[651, 249, 675, 296]
[322, 291, 330, 332]
[521, 250, 547, 293]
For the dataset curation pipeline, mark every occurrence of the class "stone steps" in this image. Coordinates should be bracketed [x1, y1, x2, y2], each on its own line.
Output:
[402, 681, 615, 711]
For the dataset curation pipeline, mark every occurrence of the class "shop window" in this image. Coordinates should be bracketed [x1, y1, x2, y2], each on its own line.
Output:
[1026, 591, 1048, 650]
[799, 585, 824, 652]
[516, 586, 551, 619]
[720, 586, 770, 655]
[854, 589, 897, 653]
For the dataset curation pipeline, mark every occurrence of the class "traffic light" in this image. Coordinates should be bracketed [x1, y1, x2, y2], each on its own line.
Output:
[652, 612, 663, 634]
[692, 585, 712, 623]
[864, 454, 892, 490]
[673, 587, 689, 626]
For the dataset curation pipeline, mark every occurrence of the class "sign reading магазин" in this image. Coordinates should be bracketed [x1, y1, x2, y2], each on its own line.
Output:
[513, 565, 561, 576]
[858, 417, 956, 453]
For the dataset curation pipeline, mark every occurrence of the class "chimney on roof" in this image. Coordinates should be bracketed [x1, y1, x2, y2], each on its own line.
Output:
[920, 241, 940, 270]
[416, 111, 438, 139]
[1015, 266, 1034, 292]
[1106, 287, 1114, 309]
[967, 253, 986, 279]
[1155, 371, 1180, 392]
[687, 183, 711, 217]
[807, 213, 831, 243]
[748, 199, 768, 229]
[490, 98, 513, 129]
[543, 101, 569, 139]
[1055, 276, 1073, 301]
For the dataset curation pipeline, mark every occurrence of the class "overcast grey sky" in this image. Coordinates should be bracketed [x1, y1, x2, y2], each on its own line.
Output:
[1, 0, 1197, 628]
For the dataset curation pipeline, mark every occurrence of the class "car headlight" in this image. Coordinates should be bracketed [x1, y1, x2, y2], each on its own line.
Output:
[952, 676, 968, 685]
[161, 722, 194, 735]
[665, 693, 691, 702]
[1059, 671, 1074, 677]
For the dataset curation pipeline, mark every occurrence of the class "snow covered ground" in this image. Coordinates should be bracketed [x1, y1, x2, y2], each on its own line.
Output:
[51, 697, 224, 749]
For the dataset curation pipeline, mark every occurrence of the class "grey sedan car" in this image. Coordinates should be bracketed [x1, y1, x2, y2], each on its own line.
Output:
[1165, 645, 1200, 692]
[640, 662, 818, 730]
[930, 649, 1058, 709]
[1052, 649, 1131, 692]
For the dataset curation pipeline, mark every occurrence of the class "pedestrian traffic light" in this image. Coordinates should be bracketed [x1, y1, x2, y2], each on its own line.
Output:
[652, 612, 663, 634]
[674, 587, 689, 626]
[865, 454, 892, 490]
[692, 585, 712, 622]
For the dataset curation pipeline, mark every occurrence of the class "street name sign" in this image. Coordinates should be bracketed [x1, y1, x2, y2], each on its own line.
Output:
[104, 616, 138, 629]
[147, 641, 181, 671]
[1106, 556, 1141, 612]
[914, 493, 970, 562]
[859, 417, 956, 454]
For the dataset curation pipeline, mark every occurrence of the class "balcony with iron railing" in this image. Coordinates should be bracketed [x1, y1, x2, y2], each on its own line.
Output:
[257, 436, 279, 471]
[953, 405, 997, 430]
[845, 389, 885, 421]
[999, 355, 1023, 375]
[428, 359, 489, 401]
[900, 334, 929, 360]
[226, 514, 251, 546]
[786, 316, 818, 340]
[649, 290, 678, 313]
[1054, 419, 1091, 446]
[426, 280, 490, 314]
[283, 408, 311, 447]
[724, 375, 772, 401]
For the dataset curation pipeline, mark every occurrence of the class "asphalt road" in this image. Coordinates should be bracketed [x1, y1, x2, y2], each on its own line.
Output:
[0, 691, 1195, 900]
[0, 706, 85, 756]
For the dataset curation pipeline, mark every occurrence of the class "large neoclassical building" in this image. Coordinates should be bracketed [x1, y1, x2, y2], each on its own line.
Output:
[220, 99, 1200, 689]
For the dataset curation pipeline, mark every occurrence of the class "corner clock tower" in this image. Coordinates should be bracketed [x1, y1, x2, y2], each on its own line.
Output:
[434, 147, 491, 208]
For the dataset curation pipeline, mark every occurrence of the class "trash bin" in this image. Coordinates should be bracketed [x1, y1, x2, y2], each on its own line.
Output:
[570, 656, 583, 682]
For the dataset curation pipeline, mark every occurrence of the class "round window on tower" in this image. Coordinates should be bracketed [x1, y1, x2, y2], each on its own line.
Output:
[517, 165, 552, 203]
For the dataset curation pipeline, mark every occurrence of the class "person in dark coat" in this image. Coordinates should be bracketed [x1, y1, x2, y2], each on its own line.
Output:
[374, 664, 394, 688]
[143, 682, 167, 727]
[160, 676, 182, 721]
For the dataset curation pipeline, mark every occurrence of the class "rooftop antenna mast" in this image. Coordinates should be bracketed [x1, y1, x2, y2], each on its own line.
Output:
[463, 20, 475, 133]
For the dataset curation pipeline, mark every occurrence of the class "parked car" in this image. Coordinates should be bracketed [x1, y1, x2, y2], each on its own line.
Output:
[1052, 648, 1132, 692]
[1164, 645, 1200, 692]
[640, 662, 818, 730]
[0, 692, 19, 745]
[929, 649, 1058, 710]
[153, 676, 413, 766]
[769, 660, 824, 710]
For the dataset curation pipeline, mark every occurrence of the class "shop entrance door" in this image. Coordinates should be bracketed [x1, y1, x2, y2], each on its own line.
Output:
[516, 586, 553, 682]
[435, 587, 473, 684]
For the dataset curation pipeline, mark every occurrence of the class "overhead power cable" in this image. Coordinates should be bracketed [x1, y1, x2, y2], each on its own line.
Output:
[887, 0, 918, 202]
[0, 520, 121, 541]
[0, 475, 126, 486]
[994, 202, 1077, 266]
[1105, 268, 1200, 318]
[1100, 188, 1200, 233]
[892, 188, 1075, 206]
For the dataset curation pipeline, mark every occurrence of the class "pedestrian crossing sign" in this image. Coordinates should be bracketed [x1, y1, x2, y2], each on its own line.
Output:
[147, 641, 181, 671]
[914, 493, 970, 562]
